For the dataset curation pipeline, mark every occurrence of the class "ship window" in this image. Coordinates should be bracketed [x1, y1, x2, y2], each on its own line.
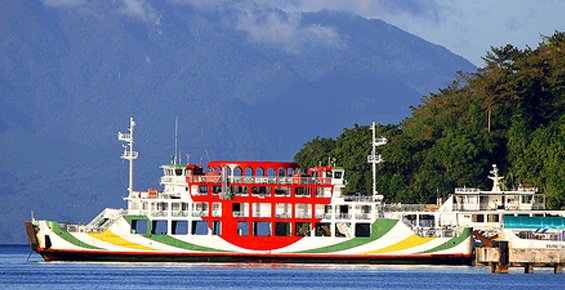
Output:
[151, 220, 168, 235]
[212, 221, 221, 235]
[315, 204, 332, 219]
[192, 202, 208, 217]
[253, 203, 271, 218]
[252, 186, 269, 196]
[230, 186, 248, 196]
[267, 168, 276, 176]
[355, 205, 372, 220]
[315, 223, 331, 237]
[325, 171, 332, 178]
[212, 186, 222, 194]
[402, 214, 417, 227]
[419, 215, 435, 228]
[175, 168, 183, 176]
[295, 187, 311, 197]
[472, 214, 485, 223]
[487, 214, 500, 223]
[172, 221, 188, 235]
[334, 171, 343, 179]
[295, 222, 311, 236]
[234, 167, 243, 176]
[131, 219, 148, 234]
[253, 222, 271, 236]
[199, 186, 208, 194]
[355, 223, 371, 237]
[521, 195, 533, 204]
[191, 221, 208, 235]
[275, 222, 291, 236]
[232, 203, 249, 217]
[212, 203, 222, 217]
[275, 203, 292, 218]
[335, 222, 351, 238]
[244, 167, 253, 176]
[278, 168, 286, 177]
[256, 167, 264, 176]
[274, 187, 290, 196]
[295, 204, 312, 218]
[237, 221, 249, 236]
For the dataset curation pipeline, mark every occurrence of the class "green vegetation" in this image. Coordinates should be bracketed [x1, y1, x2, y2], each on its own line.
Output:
[294, 32, 564, 209]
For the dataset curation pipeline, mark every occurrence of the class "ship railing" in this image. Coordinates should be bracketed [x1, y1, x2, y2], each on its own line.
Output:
[212, 211, 221, 217]
[171, 211, 189, 217]
[232, 212, 248, 218]
[355, 214, 372, 220]
[192, 211, 208, 217]
[315, 213, 332, 219]
[454, 188, 480, 194]
[336, 213, 352, 220]
[383, 204, 429, 212]
[252, 213, 272, 218]
[151, 211, 169, 217]
[275, 213, 291, 218]
[64, 224, 88, 233]
[188, 175, 331, 185]
[343, 196, 377, 203]
[296, 213, 312, 218]
[414, 227, 456, 238]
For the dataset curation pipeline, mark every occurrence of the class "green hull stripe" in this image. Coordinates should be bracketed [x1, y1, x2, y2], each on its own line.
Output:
[296, 220, 398, 254]
[143, 234, 227, 252]
[48, 221, 101, 250]
[418, 228, 472, 254]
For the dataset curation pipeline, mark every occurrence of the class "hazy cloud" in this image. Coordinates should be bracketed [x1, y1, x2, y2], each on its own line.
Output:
[168, 0, 228, 12]
[119, 0, 156, 23]
[42, 0, 85, 7]
[272, 0, 442, 22]
[173, 0, 342, 53]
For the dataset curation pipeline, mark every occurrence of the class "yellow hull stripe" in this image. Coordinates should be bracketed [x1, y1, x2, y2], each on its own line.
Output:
[365, 234, 434, 254]
[88, 230, 159, 251]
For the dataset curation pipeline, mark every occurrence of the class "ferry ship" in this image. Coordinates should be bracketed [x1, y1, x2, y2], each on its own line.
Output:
[25, 118, 475, 264]
[385, 165, 565, 250]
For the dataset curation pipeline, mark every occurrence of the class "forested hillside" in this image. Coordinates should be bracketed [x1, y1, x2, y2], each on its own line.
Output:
[295, 32, 564, 209]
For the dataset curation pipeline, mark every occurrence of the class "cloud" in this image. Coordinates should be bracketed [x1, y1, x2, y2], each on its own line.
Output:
[272, 0, 442, 21]
[168, 0, 228, 12]
[119, 0, 156, 23]
[172, 0, 342, 53]
[236, 6, 341, 53]
[42, 0, 85, 7]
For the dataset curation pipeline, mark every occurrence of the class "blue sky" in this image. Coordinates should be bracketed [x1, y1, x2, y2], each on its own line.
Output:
[43, 0, 565, 66]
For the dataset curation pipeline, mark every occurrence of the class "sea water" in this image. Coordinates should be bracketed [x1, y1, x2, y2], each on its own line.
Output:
[0, 245, 563, 289]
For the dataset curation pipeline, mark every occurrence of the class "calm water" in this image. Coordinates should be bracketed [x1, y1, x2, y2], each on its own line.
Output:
[0, 245, 563, 289]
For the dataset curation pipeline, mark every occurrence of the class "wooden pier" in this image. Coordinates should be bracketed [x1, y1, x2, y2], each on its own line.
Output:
[475, 245, 564, 274]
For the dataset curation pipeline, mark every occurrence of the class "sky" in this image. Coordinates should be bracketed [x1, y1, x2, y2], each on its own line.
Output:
[273, 0, 565, 66]
[42, 0, 565, 66]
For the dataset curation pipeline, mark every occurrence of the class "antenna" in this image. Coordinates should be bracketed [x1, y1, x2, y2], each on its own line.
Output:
[174, 116, 179, 165]
[118, 117, 139, 197]
[367, 122, 387, 202]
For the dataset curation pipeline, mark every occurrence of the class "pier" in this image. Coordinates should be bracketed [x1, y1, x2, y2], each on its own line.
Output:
[475, 244, 564, 274]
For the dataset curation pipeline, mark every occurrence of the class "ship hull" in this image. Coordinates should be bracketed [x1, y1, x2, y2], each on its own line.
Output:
[25, 217, 475, 266]
[36, 248, 474, 265]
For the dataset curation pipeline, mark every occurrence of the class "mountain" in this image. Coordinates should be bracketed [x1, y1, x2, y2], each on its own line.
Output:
[0, 1, 475, 244]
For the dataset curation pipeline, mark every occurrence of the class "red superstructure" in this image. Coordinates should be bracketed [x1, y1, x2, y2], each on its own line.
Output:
[185, 161, 338, 250]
